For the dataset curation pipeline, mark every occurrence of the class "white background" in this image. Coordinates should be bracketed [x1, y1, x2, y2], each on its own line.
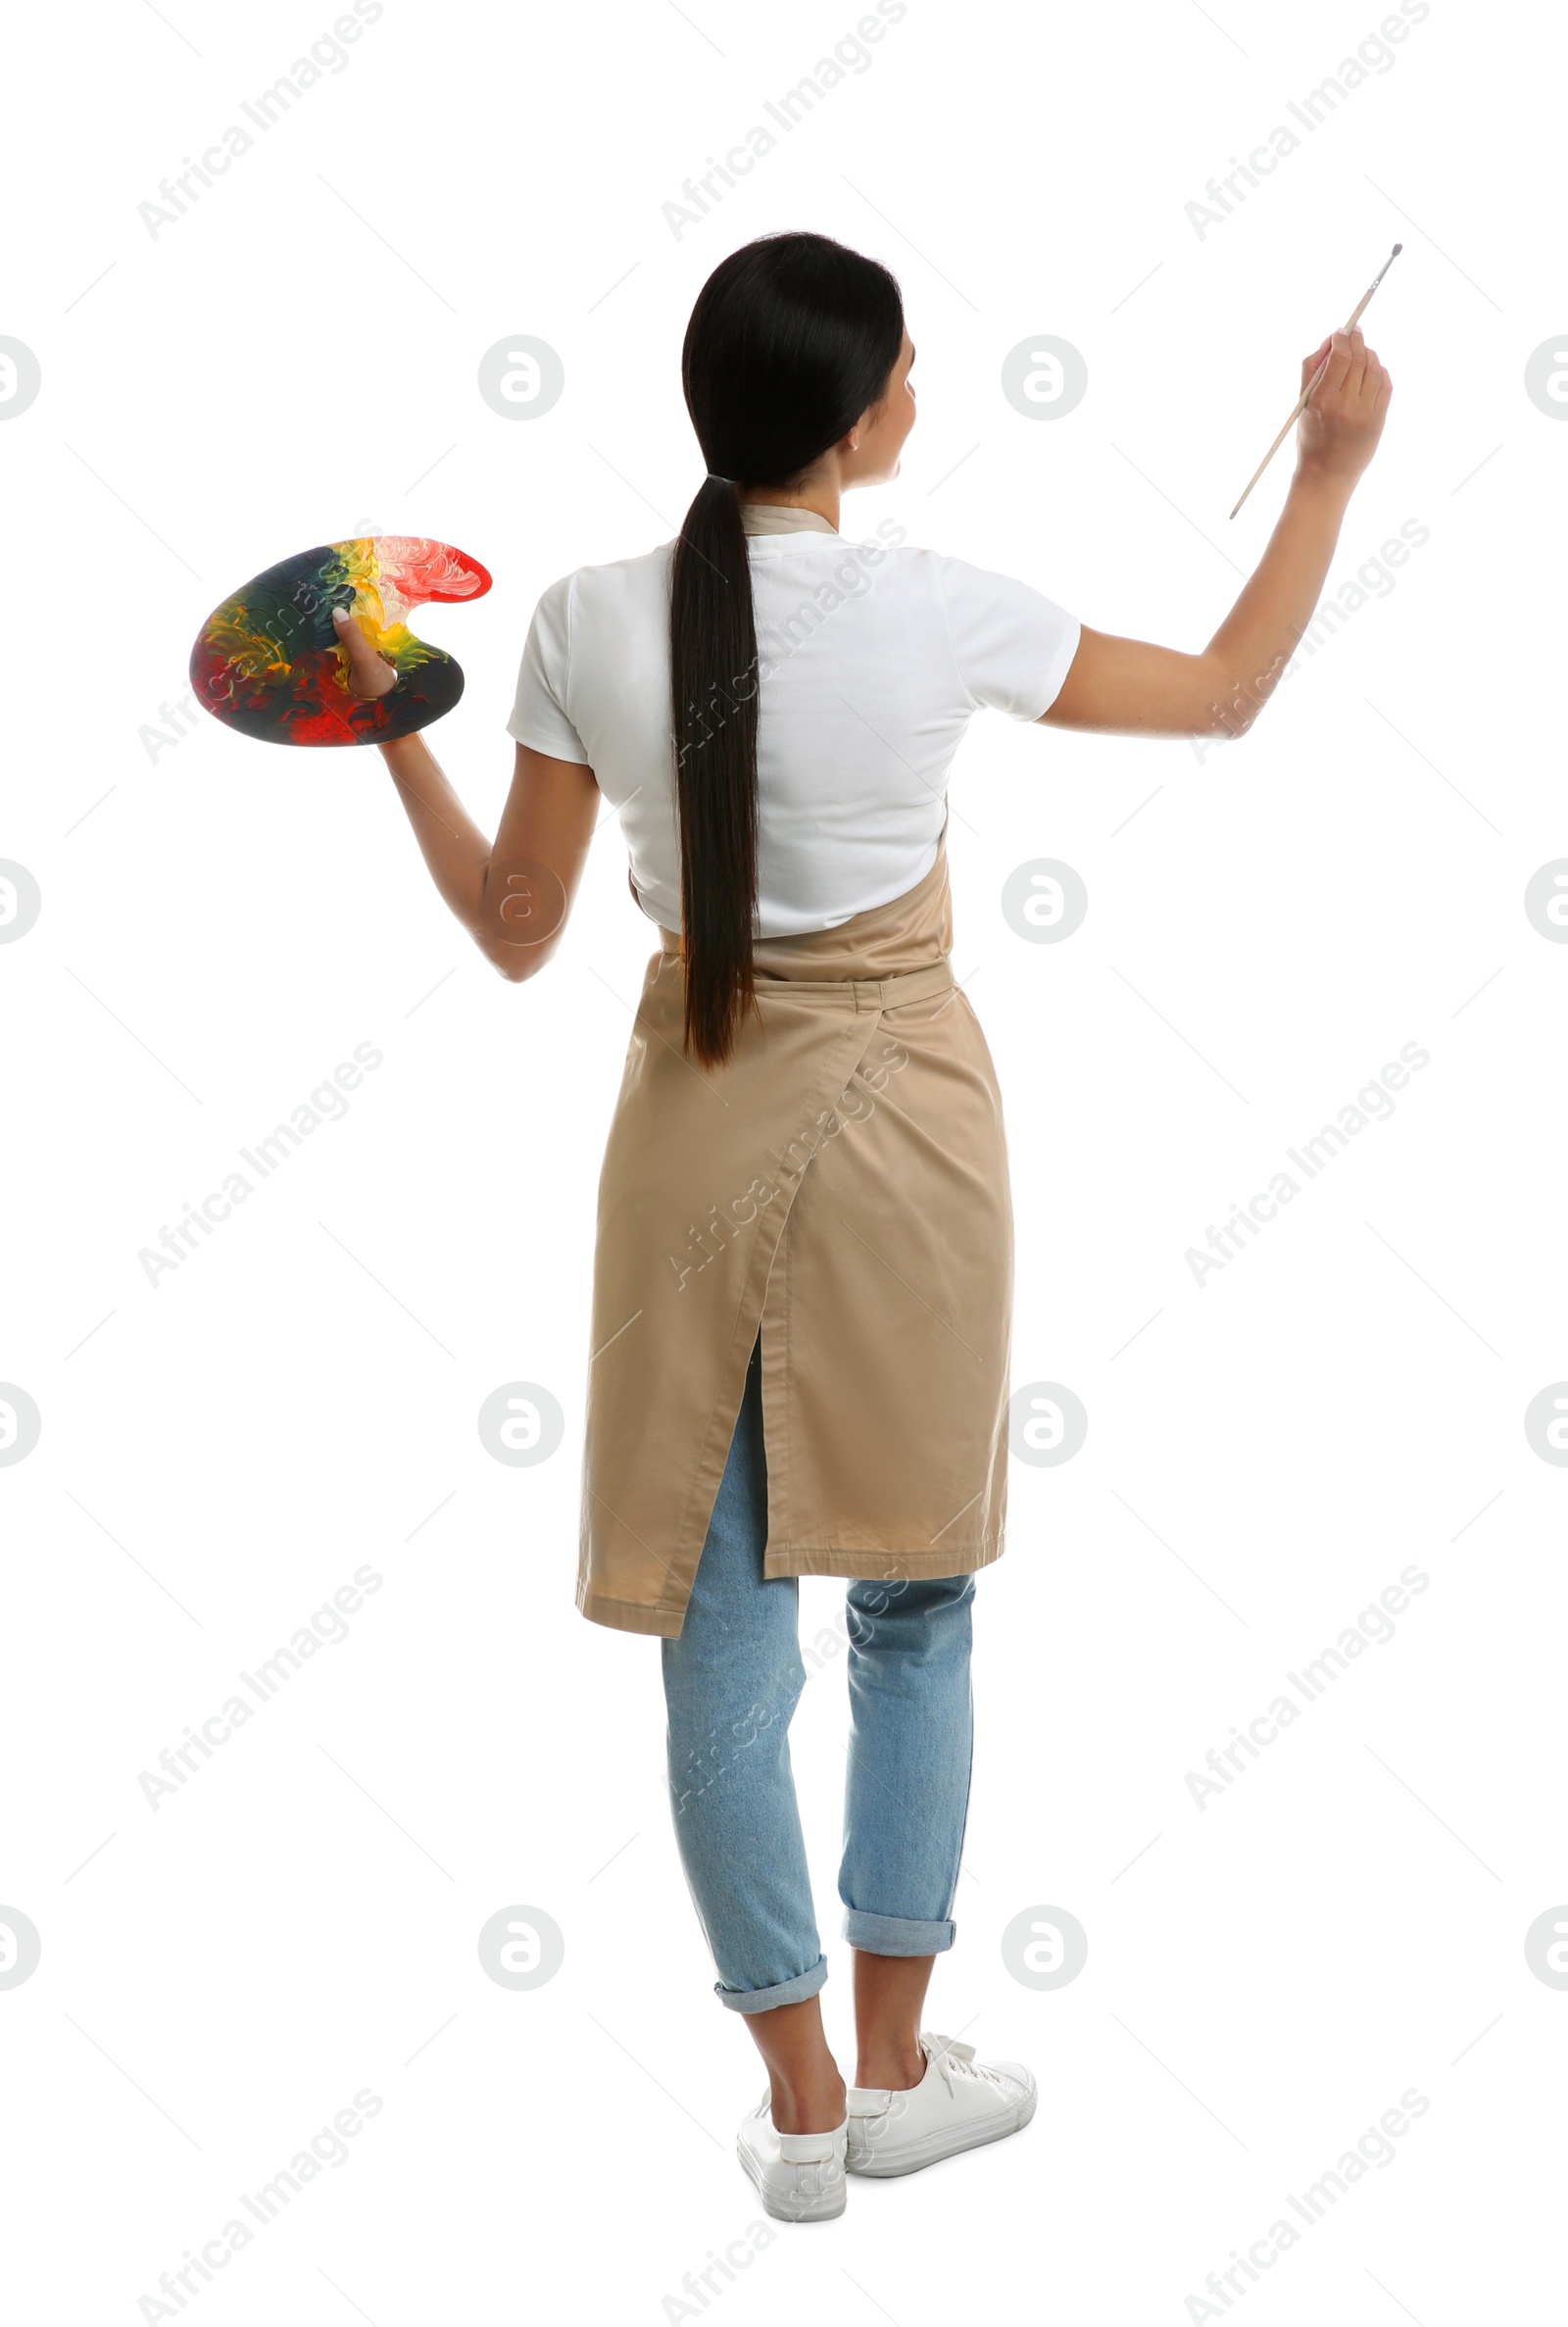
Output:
[3, 0, 1564, 2319]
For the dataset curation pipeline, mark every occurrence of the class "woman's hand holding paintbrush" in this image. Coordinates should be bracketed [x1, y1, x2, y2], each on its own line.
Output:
[1290, 325, 1394, 499]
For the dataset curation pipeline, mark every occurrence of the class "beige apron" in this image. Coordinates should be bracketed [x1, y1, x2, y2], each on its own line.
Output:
[577, 833, 1014, 1635]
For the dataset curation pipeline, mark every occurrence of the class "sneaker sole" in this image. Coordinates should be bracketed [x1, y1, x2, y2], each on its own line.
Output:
[736, 2137, 848, 2222]
[846, 2085, 1036, 2179]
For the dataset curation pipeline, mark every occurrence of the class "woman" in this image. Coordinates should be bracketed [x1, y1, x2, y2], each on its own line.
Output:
[333, 231, 1390, 2222]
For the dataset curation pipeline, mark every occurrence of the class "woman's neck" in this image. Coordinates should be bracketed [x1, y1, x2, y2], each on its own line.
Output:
[741, 489, 840, 532]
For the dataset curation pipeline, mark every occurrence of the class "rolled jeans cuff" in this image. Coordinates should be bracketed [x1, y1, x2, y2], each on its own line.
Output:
[843, 1908, 956, 1956]
[714, 1953, 828, 2015]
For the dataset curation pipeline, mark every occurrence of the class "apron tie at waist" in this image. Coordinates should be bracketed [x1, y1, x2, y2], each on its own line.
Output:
[753, 960, 956, 1013]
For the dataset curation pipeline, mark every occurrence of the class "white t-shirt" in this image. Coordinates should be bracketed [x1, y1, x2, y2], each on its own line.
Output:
[507, 507, 1081, 938]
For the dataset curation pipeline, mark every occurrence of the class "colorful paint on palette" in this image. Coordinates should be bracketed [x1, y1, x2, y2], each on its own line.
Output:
[190, 537, 492, 747]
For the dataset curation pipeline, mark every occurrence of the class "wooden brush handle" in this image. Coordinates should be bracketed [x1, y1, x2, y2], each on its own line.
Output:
[1229, 278, 1385, 519]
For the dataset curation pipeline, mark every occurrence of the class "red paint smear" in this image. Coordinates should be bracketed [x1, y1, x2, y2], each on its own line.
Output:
[378, 541, 493, 605]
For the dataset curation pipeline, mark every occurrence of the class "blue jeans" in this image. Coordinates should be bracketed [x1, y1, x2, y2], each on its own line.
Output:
[662, 1337, 976, 2013]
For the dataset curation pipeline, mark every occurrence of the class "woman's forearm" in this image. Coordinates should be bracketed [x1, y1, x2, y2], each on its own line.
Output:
[1042, 329, 1390, 743]
[374, 726, 602, 982]
[378, 731, 491, 939]
[1200, 464, 1355, 735]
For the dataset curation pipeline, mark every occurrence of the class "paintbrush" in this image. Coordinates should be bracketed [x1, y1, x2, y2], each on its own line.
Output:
[1229, 243, 1402, 519]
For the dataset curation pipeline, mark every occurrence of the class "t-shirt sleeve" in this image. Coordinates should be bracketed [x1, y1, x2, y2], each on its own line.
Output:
[506, 573, 592, 762]
[932, 553, 1081, 720]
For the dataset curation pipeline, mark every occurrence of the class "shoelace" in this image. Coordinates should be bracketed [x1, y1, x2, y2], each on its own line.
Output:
[923, 2033, 1006, 2094]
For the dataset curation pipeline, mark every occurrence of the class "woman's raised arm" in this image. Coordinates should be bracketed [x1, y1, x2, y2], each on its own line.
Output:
[332, 604, 600, 981]
[1040, 324, 1392, 743]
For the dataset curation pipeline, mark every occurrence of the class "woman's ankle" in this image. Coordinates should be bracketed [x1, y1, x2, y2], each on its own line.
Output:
[850, 1950, 937, 2092]
[769, 2068, 848, 2134]
[853, 2038, 925, 2092]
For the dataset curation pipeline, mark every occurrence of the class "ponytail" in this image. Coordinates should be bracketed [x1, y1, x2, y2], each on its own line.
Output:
[670, 233, 904, 1066]
[670, 472, 761, 1067]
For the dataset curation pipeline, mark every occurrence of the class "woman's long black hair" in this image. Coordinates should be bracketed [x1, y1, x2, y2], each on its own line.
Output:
[671, 232, 904, 1067]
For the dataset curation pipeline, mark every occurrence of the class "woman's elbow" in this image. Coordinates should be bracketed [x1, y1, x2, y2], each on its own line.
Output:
[467, 914, 555, 982]
[478, 860, 573, 981]
[1189, 698, 1257, 745]
[1191, 650, 1293, 743]
[489, 939, 556, 984]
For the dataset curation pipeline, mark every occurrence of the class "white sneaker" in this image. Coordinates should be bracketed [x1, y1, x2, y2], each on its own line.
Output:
[736, 2092, 849, 2222]
[846, 2032, 1036, 2177]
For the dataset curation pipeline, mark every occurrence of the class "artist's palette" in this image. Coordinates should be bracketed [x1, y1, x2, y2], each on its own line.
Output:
[190, 536, 492, 747]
